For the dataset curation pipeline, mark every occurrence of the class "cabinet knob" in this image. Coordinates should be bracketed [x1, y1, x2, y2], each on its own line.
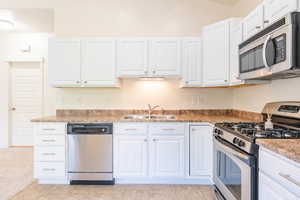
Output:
[264, 20, 269, 24]
[152, 70, 156, 74]
[224, 80, 228, 82]
[76, 81, 80, 84]
[144, 139, 148, 142]
[185, 81, 189, 84]
[144, 70, 148, 75]
[152, 138, 157, 142]
[255, 26, 261, 29]
[84, 81, 88, 84]
[11, 107, 16, 111]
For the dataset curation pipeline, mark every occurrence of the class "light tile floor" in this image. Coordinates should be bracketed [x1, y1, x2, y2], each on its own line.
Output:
[0, 147, 33, 200]
[10, 183, 215, 200]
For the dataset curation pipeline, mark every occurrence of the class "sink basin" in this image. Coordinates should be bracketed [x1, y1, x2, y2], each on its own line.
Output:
[123, 114, 177, 120]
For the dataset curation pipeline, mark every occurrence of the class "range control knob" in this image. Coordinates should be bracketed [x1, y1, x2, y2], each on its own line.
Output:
[214, 129, 219, 134]
[238, 140, 246, 147]
[233, 137, 239, 144]
[218, 130, 224, 135]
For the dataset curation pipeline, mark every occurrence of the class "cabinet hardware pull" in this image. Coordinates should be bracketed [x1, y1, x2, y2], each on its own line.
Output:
[191, 128, 196, 131]
[153, 70, 156, 74]
[185, 81, 189, 84]
[42, 153, 56, 156]
[76, 81, 80, 84]
[144, 139, 148, 142]
[162, 128, 176, 131]
[144, 70, 148, 74]
[43, 168, 56, 171]
[264, 20, 269, 24]
[255, 26, 261, 29]
[42, 128, 56, 131]
[152, 139, 158, 142]
[42, 139, 56, 142]
[125, 128, 137, 131]
[278, 173, 300, 188]
[84, 81, 88, 84]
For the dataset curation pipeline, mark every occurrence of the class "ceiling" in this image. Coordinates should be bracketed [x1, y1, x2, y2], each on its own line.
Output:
[0, 9, 54, 33]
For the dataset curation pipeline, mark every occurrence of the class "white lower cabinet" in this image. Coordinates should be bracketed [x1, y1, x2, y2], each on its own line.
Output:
[150, 136, 185, 177]
[33, 123, 67, 184]
[259, 147, 300, 200]
[114, 136, 148, 178]
[114, 123, 213, 184]
[189, 125, 213, 176]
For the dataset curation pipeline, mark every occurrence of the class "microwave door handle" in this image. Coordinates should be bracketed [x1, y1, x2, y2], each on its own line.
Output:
[263, 35, 272, 70]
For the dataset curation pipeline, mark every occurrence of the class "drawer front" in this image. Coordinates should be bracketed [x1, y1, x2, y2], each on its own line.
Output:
[149, 123, 185, 135]
[36, 162, 66, 178]
[35, 123, 66, 135]
[35, 146, 65, 162]
[36, 135, 65, 146]
[259, 148, 300, 196]
[116, 123, 148, 135]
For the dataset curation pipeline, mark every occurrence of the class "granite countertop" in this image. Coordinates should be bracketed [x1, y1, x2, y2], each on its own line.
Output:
[256, 139, 300, 164]
[31, 114, 254, 124]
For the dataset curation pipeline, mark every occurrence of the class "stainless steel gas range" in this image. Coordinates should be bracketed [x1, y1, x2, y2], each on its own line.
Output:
[213, 102, 300, 200]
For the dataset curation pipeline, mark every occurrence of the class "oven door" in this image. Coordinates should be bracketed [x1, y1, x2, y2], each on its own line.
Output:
[213, 137, 256, 200]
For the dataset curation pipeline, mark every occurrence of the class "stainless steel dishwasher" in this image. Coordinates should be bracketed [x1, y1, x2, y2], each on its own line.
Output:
[67, 123, 114, 185]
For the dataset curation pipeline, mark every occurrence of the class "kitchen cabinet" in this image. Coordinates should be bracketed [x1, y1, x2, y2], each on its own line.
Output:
[229, 21, 244, 86]
[81, 39, 118, 87]
[48, 38, 81, 87]
[202, 19, 232, 86]
[33, 123, 68, 184]
[263, 0, 298, 26]
[242, 4, 264, 40]
[259, 147, 300, 199]
[150, 136, 185, 177]
[181, 38, 203, 87]
[117, 38, 148, 77]
[114, 136, 148, 178]
[189, 125, 213, 176]
[149, 38, 181, 77]
[48, 38, 119, 88]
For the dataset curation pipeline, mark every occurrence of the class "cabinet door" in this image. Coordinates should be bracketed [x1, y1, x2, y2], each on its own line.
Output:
[149, 38, 181, 76]
[264, 0, 297, 26]
[150, 136, 185, 177]
[81, 39, 118, 87]
[242, 4, 264, 40]
[230, 21, 244, 86]
[202, 20, 230, 86]
[189, 126, 213, 176]
[117, 39, 148, 77]
[181, 38, 202, 87]
[48, 38, 81, 87]
[114, 136, 148, 178]
[259, 172, 299, 200]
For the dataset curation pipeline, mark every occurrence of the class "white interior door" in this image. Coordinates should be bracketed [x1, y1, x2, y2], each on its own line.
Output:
[10, 63, 43, 146]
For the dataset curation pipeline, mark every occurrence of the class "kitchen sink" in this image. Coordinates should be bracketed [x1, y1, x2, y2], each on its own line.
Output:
[123, 114, 177, 120]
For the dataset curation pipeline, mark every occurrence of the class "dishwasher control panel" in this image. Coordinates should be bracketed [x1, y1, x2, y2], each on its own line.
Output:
[67, 123, 113, 135]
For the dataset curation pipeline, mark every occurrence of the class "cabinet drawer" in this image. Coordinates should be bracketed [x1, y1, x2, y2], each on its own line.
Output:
[35, 146, 65, 162]
[149, 124, 185, 135]
[259, 148, 300, 196]
[35, 123, 66, 135]
[116, 123, 148, 135]
[36, 135, 65, 146]
[36, 162, 66, 178]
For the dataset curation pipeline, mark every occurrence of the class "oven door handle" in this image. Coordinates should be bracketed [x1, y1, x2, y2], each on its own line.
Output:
[262, 35, 272, 70]
[214, 137, 250, 161]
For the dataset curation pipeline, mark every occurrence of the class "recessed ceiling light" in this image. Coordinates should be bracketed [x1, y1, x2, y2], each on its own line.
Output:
[0, 10, 14, 31]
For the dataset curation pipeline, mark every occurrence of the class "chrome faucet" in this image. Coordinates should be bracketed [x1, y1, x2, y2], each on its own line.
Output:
[148, 104, 164, 118]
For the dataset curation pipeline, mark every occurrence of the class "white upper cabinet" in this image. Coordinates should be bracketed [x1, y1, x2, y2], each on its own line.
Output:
[48, 38, 81, 87]
[149, 38, 181, 77]
[117, 38, 148, 77]
[81, 39, 118, 87]
[202, 20, 230, 86]
[181, 38, 202, 87]
[189, 126, 213, 176]
[48, 38, 119, 88]
[242, 4, 264, 40]
[229, 20, 243, 86]
[264, 0, 298, 26]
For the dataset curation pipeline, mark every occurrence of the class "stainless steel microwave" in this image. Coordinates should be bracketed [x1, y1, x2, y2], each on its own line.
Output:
[239, 12, 300, 80]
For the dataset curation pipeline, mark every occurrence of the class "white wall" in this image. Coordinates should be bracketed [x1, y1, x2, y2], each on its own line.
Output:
[0, 33, 55, 148]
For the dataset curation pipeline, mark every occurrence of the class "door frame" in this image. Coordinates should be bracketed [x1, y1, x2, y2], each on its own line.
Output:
[8, 59, 45, 147]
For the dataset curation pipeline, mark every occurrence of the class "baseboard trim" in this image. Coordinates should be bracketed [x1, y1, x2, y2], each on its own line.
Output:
[38, 179, 69, 184]
[115, 177, 213, 185]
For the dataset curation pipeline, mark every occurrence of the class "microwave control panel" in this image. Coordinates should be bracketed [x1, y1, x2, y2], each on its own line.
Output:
[274, 34, 286, 63]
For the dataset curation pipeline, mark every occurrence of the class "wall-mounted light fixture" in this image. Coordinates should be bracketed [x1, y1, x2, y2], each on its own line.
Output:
[0, 10, 14, 31]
